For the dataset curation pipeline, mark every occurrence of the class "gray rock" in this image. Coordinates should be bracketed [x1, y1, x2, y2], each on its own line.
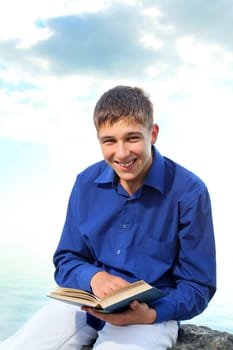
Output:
[81, 324, 233, 349]
[172, 324, 233, 350]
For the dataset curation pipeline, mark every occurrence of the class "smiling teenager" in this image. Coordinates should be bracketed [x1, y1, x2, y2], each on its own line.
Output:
[97, 120, 158, 196]
[0, 86, 216, 350]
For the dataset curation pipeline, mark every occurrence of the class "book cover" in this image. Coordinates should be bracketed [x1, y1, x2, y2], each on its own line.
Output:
[48, 280, 165, 313]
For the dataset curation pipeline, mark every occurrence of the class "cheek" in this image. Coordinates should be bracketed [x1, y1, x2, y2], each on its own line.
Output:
[138, 142, 151, 157]
[142, 145, 153, 163]
[101, 146, 113, 160]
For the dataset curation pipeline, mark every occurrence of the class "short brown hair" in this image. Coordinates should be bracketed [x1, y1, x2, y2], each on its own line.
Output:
[93, 85, 154, 130]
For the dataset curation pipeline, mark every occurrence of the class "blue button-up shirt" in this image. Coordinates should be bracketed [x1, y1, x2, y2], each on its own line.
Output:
[54, 147, 216, 325]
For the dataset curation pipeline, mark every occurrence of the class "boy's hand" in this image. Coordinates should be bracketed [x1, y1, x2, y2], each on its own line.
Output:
[81, 300, 157, 326]
[90, 271, 130, 298]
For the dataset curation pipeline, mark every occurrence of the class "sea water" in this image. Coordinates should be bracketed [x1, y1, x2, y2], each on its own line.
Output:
[0, 278, 54, 341]
[0, 243, 56, 341]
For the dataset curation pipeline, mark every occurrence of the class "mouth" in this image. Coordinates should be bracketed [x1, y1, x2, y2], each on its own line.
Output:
[117, 159, 137, 170]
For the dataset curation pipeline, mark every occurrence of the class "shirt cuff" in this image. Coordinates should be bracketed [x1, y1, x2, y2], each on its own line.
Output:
[79, 266, 104, 292]
[150, 293, 177, 323]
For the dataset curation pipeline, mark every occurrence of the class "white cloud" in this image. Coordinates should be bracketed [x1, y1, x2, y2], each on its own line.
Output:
[0, 76, 95, 143]
[139, 33, 164, 50]
[0, 0, 137, 46]
[0, 0, 109, 48]
[143, 7, 161, 18]
[0, 1, 51, 42]
[177, 35, 233, 80]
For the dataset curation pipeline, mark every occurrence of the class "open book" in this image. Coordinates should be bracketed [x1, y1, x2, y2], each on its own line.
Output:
[48, 280, 165, 313]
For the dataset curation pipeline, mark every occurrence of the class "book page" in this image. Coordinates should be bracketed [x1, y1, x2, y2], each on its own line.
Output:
[49, 288, 99, 303]
[48, 293, 99, 307]
[100, 280, 151, 308]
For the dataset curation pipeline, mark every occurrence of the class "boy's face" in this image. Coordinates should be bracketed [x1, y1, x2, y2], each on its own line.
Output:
[97, 119, 159, 195]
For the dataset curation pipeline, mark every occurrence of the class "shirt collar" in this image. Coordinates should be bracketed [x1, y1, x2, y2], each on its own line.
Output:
[94, 145, 165, 193]
[144, 146, 164, 193]
[94, 163, 115, 184]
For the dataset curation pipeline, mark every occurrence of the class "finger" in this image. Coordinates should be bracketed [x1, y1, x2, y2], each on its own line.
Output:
[129, 300, 140, 310]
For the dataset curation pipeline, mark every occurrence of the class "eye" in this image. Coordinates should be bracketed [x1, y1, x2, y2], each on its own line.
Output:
[127, 136, 141, 142]
[102, 138, 115, 145]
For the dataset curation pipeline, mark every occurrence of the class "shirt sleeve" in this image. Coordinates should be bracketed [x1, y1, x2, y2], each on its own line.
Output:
[53, 177, 103, 292]
[154, 186, 216, 322]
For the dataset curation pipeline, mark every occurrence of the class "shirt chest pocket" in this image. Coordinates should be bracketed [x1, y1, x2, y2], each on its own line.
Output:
[132, 239, 178, 280]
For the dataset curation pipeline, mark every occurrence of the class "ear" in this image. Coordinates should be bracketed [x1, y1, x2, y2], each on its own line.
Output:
[151, 124, 159, 144]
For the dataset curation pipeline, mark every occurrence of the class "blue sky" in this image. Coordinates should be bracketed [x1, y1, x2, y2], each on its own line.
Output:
[0, 0, 233, 321]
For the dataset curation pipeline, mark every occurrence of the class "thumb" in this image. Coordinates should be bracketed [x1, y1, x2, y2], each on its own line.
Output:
[130, 300, 140, 310]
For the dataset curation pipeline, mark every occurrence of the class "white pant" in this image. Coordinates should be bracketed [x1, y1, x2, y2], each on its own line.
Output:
[0, 301, 178, 350]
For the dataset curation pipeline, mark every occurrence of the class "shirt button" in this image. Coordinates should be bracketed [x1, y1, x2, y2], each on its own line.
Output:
[121, 224, 128, 229]
[116, 249, 121, 255]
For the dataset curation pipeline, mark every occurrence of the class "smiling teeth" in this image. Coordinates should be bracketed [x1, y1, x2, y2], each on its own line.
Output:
[120, 160, 134, 167]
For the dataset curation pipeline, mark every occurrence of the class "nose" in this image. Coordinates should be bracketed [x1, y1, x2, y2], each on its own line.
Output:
[115, 142, 130, 160]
